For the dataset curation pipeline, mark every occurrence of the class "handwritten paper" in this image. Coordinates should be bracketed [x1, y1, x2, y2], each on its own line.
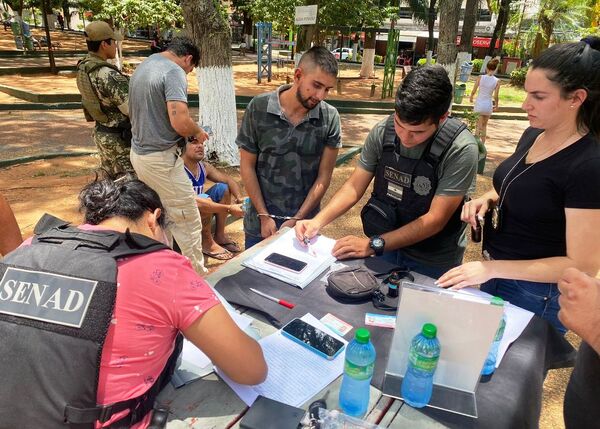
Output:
[216, 314, 347, 407]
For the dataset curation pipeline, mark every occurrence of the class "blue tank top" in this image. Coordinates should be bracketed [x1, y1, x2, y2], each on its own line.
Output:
[184, 162, 207, 196]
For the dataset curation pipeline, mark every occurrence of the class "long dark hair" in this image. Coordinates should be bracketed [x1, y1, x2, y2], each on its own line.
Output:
[79, 178, 167, 228]
[531, 37, 600, 138]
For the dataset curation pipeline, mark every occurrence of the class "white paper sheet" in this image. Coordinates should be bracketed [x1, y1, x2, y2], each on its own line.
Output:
[456, 287, 535, 367]
[243, 229, 337, 288]
[217, 313, 347, 407]
[172, 305, 254, 388]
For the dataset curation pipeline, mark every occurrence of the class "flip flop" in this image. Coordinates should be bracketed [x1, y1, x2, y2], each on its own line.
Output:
[216, 240, 241, 253]
[203, 250, 233, 261]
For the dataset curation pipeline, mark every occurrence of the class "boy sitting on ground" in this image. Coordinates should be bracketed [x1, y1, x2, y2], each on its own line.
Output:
[183, 138, 245, 260]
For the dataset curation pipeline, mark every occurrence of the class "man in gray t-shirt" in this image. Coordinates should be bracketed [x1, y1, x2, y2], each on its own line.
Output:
[129, 36, 209, 274]
[296, 66, 478, 279]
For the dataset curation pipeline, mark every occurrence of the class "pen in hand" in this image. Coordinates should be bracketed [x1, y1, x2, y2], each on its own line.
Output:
[249, 288, 295, 309]
[302, 236, 317, 257]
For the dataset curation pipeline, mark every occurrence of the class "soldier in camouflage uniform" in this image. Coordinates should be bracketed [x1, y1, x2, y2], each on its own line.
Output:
[76, 21, 133, 178]
[237, 46, 341, 248]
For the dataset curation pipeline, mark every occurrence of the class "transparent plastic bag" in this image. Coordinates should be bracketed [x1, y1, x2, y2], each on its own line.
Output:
[318, 409, 384, 429]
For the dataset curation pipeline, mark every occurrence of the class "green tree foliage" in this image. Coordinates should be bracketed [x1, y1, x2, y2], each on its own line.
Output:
[95, 0, 182, 31]
[248, 0, 396, 34]
[249, 0, 301, 33]
[526, 0, 589, 56]
[407, 0, 438, 51]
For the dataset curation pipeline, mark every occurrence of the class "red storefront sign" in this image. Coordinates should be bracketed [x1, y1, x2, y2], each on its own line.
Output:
[472, 36, 501, 48]
[455, 35, 502, 49]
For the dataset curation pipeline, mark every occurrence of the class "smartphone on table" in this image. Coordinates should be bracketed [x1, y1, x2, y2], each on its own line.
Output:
[281, 318, 346, 360]
[264, 252, 307, 273]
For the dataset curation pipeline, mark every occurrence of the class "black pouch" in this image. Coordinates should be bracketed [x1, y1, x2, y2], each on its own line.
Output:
[326, 266, 380, 302]
[327, 266, 414, 312]
[360, 195, 398, 237]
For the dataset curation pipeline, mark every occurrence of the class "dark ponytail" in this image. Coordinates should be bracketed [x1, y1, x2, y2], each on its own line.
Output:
[531, 36, 600, 138]
[79, 178, 167, 227]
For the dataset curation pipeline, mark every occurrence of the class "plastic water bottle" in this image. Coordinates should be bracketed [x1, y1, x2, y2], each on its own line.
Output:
[338, 328, 376, 418]
[401, 323, 441, 408]
[241, 197, 251, 214]
[481, 297, 506, 375]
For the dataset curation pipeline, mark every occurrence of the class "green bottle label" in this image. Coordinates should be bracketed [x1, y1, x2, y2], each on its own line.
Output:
[494, 318, 506, 341]
[409, 349, 439, 372]
[344, 359, 374, 381]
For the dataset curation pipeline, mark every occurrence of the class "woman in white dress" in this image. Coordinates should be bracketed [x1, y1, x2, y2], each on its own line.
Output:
[470, 58, 501, 143]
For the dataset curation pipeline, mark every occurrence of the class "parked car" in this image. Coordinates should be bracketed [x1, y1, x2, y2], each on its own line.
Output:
[331, 47, 352, 60]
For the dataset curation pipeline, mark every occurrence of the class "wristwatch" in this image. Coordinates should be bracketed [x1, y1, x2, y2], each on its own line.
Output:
[369, 235, 385, 256]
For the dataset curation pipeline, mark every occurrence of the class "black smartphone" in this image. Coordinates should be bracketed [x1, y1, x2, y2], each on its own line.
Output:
[264, 252, 308, 273]
[281, 318, 346, 360]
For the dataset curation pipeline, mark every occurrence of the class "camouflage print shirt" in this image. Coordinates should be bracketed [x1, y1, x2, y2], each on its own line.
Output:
[236, 85, 342, 237]
[87, 54, 130, 128]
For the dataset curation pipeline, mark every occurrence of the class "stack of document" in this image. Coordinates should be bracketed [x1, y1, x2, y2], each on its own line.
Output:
[242, 229, 336, 289]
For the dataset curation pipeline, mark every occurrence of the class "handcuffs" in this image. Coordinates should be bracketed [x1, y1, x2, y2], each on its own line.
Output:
[257, 213, 300, 221]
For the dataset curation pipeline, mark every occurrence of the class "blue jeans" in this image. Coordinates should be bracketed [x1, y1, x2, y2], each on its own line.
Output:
[380, 249, 452, 280]
[244, 219, 286, 249]
[481, 278, 566, 334]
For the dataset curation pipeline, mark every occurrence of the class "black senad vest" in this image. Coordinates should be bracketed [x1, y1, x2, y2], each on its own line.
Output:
[361, 115, 467, 253]
[0, 214, 182, 429]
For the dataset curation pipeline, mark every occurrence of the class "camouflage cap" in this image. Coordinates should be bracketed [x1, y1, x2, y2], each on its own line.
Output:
[84, 21, 123, 42]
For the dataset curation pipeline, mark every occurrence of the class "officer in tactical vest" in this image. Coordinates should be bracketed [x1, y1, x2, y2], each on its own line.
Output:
[0, 179, 267, 428]
[296, 66, 479, 279]
[76, 21, 134, 179]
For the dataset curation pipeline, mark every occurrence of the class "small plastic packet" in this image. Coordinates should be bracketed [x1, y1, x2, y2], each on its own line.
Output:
[318, 409, 384, 429]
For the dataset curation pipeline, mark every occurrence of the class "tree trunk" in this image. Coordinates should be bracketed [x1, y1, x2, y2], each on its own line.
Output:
[360, 30, 376, 78]
[427, 0, 437, 52]
[181, 0, 239, 166]
[487, 0, 510, 57]
[437, 0, 461, 65]
[532, 32, 544, 58]
[242, 11, 253, 48]
[297, 24, 318, 51]
[296, 0, 319, 52]
[62, 2, 70, 30]
[458, 0, 478, 52]
[41, 0, 56, 74]
[540, 14, 554, 49]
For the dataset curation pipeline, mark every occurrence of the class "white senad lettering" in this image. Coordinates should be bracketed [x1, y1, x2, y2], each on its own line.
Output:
[0, 279, 17, 300]
[42, 288, 62, 310]
[63, 290, 85, 312]
[0, 280, 17, 301]
[11, 281, 31, 304]
[24, 282, 48, 306]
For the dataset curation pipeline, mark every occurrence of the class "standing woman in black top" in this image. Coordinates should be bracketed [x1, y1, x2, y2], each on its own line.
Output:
[437, 37, 600, 333]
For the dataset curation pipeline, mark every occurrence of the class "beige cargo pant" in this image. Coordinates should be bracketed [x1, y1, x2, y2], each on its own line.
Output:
[131, 145, 206, 274]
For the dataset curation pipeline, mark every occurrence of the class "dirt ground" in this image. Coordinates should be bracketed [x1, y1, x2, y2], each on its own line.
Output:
[0, 27, 151, 51]
[0, 28, 576, 428]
